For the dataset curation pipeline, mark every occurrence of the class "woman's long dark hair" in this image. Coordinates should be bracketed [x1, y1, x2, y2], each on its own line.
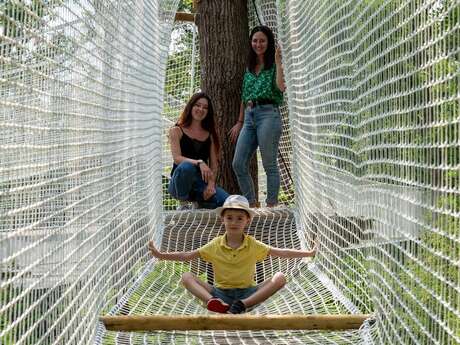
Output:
[247, 25, 276, 73]
[177, 92, 220, 155]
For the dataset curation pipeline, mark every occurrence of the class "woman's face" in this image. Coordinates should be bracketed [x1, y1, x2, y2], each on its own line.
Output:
[191, 97, 209, 122]
[251, 31, 268, 57]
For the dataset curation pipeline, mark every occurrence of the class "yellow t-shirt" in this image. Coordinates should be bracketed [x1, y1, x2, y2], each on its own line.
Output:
[199, 234, 270, 289]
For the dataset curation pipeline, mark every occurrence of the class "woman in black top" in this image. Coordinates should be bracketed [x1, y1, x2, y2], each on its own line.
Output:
[168, 92, 229, 209]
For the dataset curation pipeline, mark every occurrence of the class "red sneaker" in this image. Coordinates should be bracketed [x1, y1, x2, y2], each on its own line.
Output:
[207, 298, 230, 313]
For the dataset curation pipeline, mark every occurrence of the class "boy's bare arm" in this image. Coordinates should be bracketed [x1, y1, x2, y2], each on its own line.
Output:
[269, 242, 318, 258]
[148, 240, 200, 261]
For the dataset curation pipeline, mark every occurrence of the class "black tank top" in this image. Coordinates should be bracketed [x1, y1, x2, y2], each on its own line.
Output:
[171, 127, 211, 174]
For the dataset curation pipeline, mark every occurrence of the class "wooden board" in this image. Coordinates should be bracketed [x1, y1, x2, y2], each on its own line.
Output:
[101, 314, 372, 331]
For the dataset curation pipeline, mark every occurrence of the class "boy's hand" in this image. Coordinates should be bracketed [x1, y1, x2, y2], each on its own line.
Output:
[311, 238, 319, 256]
[148, 240, 161, 258]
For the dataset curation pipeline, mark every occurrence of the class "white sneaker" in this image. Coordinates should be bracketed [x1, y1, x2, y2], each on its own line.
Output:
[176, 202, 199, 211]
[177, 204, 192, 211]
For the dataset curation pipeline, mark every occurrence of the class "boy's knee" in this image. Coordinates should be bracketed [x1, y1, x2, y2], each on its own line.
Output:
[181, 272, 194, 286]
[273, 272, 286, 287]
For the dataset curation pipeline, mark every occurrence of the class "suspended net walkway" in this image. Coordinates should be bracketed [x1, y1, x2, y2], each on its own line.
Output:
[1, 1, 459, 345]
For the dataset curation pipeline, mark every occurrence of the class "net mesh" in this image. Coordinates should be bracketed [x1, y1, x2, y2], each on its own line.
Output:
[278, 1, 459, 344]
[101, 209, 370, 344]
[1, 0, 178, 344]
[161, 20, 200, 211]
[1, 0, 459, 345]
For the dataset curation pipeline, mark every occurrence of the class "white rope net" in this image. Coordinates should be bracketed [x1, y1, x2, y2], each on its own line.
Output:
[1, 1, 458, 345]
[277, 1, 459, 345]
[161, 20, 200, 211]
[1, 0, 178, 344]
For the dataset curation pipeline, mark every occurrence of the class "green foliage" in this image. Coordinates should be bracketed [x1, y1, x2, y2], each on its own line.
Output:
[163, 23, 201, 118]
[101, 262, 206, 345]
[124, 261, 206, 314]
[312, 0, 459, 187]
[101, 332, 116, 345]
[0, 284, 19, 344]
[162, 174, 180, 210]
[306, 1, 459, 341]
[177, 0, 193, 12]
[337, 249, 374, 312]
[0, 261, 48, 345]
[278, 186, 295, 206]
[363, 3, 458, 341]
[396, 190, 459, 343]
[163, 194, 179, 210]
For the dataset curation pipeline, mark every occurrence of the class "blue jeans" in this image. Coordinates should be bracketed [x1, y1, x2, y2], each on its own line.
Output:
[232, 104, 282, 205]
[211, 286, 258, 306]
[168, 162, 229, 209]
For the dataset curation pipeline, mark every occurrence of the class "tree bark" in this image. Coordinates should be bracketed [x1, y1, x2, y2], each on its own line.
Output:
[195, 0, 258, 198]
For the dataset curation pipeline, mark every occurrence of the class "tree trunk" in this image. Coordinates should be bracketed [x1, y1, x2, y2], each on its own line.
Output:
[195, 0, 258, 199]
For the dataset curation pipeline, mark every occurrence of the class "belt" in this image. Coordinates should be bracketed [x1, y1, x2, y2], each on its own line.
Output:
[246, 99, 273, 108]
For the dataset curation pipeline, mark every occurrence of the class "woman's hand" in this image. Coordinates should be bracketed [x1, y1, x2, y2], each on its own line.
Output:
[275, 45, 282, 65]
[275, 45, 286, 91]
[203, 183, 216, 200]
[229, 122, 243, 144]
[199, 162, 213, 183]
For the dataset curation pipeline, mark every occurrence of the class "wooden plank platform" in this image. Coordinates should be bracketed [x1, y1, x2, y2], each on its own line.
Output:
[174, 12, 195, 22]
[100, 314, 372, 331]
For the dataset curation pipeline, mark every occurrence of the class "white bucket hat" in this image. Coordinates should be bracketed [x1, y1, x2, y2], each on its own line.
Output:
[215, 195, 255, 219]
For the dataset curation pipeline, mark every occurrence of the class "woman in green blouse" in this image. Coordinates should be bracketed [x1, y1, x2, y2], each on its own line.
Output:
[230, 25, 286, 207]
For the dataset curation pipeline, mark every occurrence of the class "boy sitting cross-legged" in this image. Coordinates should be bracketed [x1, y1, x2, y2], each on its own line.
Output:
[148, 194, 317, 314]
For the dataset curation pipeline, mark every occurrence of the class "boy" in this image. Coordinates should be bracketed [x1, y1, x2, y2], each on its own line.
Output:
[148, 195, 317, 314]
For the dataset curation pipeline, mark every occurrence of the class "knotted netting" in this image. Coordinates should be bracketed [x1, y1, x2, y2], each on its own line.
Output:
[1, 0, 178, 343]
[1, 1, 459, 345]
[161, 19, 200, 210]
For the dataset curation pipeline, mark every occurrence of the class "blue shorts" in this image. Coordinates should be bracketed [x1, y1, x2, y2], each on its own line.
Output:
[211, 286, 258, 305]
